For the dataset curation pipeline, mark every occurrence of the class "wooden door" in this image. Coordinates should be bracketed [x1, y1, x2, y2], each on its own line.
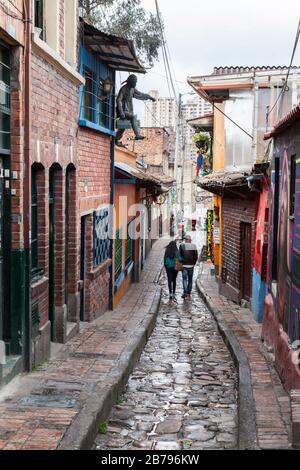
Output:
[241, 223, 252, 301]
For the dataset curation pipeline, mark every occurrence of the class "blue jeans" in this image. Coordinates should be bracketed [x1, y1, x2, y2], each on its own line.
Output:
[182, 267, 194, 295]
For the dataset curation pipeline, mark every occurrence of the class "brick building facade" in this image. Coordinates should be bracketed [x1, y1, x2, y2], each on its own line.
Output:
[29, 1, 84, 368]
[221, 196, 257, 304]
[121, 127, 175, 174]
[77, 128, 112, 322]
[0, 0, 26, 384]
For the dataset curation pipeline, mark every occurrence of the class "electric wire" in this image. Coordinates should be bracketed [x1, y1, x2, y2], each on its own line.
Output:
[0, 0, 25, 21]
[267, 18, 300, 123]
[154, 0, 178, 104]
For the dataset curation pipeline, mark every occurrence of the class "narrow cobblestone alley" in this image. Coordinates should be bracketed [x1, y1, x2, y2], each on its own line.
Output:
[95, 269, 238, 451]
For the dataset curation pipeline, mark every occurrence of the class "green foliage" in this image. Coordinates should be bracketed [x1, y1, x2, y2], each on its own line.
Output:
[98, 421, 108, 434]
[79, 0, 163, 67]
[192, 133, 210, 153]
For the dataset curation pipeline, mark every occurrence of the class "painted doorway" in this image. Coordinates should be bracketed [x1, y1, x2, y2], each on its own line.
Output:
[80, 216, 86, 321]
[241, 223, 252, 301]
[49, 167, 55, 340]
[0, 159, 4, 343]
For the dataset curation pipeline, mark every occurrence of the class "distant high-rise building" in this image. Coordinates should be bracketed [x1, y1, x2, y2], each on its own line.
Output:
[144, 90, 176, 128]
[181, 96, 212, 160]
[143, 91, 212, 160]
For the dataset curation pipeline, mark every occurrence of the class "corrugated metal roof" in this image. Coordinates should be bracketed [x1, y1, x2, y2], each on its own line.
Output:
[114, 162, 174, 188]
[81, 19, 145, 74]
[264, 103, 300, 139]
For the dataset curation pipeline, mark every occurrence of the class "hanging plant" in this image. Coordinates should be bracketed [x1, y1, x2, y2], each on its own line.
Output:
[192, 133, 210, 153]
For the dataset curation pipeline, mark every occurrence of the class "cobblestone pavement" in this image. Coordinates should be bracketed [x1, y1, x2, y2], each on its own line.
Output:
[197, 262, 292, 450]
[95, 269, 238, 451]
[0, 241, 165, 450]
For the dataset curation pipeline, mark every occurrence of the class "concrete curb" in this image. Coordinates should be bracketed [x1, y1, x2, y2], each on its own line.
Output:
[58, 286, 162, 450]
[196, 278, 258, 450]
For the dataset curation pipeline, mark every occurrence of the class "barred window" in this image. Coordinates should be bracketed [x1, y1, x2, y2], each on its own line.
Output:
[125, 223, 133, 267]
[80, 48, 114, 131]
[93, 208, 110, 268]
[114, 229, 122, 282]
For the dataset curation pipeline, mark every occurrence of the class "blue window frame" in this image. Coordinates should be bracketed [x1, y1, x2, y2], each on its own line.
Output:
[79, 47, 115, 133]
[93, 208, 110, 268]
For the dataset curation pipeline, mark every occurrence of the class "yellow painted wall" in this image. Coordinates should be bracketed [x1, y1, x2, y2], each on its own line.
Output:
[113, 146, 139, 308]
[212, 104, 225, 273]
[213, 103, 225, 172]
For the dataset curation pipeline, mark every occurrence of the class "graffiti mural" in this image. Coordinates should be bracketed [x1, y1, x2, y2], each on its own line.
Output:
[207, 210, 214, 261]
[277, 151, 290, 325]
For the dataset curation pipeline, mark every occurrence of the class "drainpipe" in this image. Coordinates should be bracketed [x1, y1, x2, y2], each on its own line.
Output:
[252, 72, 259, 164]
[23, 0, 32, 370]
[109, 75, 116, 311]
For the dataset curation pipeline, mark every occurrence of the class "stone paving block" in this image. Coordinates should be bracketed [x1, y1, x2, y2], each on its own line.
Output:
[197, 262, 292, 450]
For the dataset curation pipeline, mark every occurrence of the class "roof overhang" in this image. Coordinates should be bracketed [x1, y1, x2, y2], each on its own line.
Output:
[195, 168, 253, 197]
[264, 103, 300, 140]
[81, 19, 146, 74]
[187, 67, 300, 103]
[114, 162, 174, 194]
[187, 114, 214, 132]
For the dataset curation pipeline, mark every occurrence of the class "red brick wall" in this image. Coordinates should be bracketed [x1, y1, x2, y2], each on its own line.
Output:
[30, 49, 79, 332]
[78, 128, 112, 321]
[10, 87, 24, 251]
[78, 128, 110, 211]
[222, 196, 257, 295]
[121, 127, 172, 168]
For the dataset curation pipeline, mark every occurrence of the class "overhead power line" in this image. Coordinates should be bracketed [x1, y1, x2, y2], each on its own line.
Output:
[155, 0, 178, 105]
[267, 18, 300, 123]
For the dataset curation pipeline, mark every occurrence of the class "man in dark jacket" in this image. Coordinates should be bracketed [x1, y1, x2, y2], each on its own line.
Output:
[179, 235, 198, 299]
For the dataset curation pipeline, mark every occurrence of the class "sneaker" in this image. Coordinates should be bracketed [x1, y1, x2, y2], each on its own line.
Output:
[135, 135, 146, 141]
[182, 294, 187, 299]
[169, 295, 173, 301]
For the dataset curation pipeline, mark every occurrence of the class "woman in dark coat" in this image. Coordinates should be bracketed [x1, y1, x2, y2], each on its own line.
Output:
[164, 241, 179, 300]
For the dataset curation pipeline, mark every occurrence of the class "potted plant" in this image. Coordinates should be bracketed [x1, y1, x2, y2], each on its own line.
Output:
[192, 133, 210, 153]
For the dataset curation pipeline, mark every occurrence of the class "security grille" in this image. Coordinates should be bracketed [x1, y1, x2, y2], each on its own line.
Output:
[93, 208, 110, 267]
[125, 223, 133, 266]
[115, 229, 122, 281]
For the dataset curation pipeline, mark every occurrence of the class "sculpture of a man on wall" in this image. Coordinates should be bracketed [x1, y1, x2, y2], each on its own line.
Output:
[116, 74, 155, 146]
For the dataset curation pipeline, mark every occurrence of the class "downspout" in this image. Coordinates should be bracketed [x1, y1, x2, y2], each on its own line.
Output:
[252, 72, 259, 164]
[23, 0, 32, 370]
[109, 74, 116, 311]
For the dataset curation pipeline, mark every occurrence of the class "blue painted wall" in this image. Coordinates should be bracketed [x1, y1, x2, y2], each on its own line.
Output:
[251, 268, 268, 323]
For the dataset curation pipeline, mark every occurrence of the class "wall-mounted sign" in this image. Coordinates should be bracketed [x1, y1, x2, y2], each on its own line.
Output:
[207, 210, 214, 261]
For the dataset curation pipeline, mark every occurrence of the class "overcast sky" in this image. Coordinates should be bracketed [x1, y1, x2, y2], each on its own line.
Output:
[120, 0, 300, 119]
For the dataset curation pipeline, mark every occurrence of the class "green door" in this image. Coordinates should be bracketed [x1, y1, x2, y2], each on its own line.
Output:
[0, 159, 3, 343]
[49, 169, 55, 340]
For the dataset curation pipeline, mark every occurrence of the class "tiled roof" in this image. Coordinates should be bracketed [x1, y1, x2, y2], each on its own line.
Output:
[264, 103, 300, 139]
[213, 66, 299, 75]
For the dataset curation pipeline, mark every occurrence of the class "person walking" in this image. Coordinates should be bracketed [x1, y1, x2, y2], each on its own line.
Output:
[179, 235, 198, 300]
[164, 241, 179, 301]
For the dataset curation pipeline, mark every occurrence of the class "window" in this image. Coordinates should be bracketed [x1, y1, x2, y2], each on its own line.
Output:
[290, 154, 296, 218]
[114, 229, 122, 282]
[83, 67, 94, 122]
[81, 49, 114, 131]
[125, 223, 133, 266]
[93, 208, 110, 268]
[34, 0, 44, 37]
[0, 44, 10, 153]
[31, 167, 43, 279]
